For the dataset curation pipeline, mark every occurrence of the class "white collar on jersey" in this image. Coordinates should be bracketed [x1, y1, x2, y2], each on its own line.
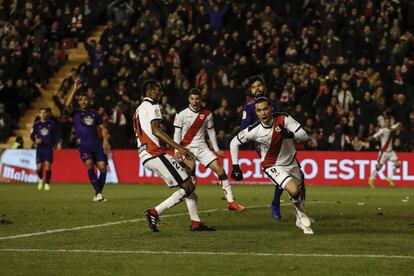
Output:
[188, 105, 201, 113]
[260, 118, 274, 129]
[143, 97, 157, 104]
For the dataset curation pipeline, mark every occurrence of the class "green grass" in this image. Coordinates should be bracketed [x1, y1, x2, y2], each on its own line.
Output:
[0, 183, 413, 275]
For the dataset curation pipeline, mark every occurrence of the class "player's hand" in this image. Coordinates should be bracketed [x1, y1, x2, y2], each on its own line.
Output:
[216, 150, 224, 158]
[35, 138, 42, 144]
[279, 124, 294, 139]
[174, 151, 184, 160]
[178, 146, 194, 160]
[73, 78, 82, 91]
[231, 164, 243, 181]
[103, 140, 111, 154]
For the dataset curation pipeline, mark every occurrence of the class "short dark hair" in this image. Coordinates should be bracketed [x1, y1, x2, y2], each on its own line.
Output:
[248, 75, 265, 87]
[143, 79, 162, 95]
[188, 88, 201, 97]
[254, 97, 271, 106]
[78, 91, 89, 98]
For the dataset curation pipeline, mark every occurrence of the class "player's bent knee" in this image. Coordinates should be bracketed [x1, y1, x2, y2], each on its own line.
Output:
[181, 179, 195, 197]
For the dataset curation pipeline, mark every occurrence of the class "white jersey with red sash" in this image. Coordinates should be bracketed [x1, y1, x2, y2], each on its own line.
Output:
[133, 97, 166, 163]
[173, 107, 213, 149]
[236, 113, 301, 167]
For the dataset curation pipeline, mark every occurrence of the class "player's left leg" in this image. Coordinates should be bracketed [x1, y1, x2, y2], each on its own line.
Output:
[44, 161, 52, 191]
[95, 161, 108, 201]
[271, 186, 283, 220]
[36, 162, 44, 190]
[208, 160, 245, 212]
[386, 152, 399, 187]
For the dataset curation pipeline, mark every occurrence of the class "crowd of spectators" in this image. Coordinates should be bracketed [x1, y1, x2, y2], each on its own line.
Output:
[0, 0, 107, 142]
[2, 0, 414, 153]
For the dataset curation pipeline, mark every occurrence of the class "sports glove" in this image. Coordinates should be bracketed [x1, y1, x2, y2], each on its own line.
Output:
[279, 124, 294, 139]
[231, 164, 243, 181]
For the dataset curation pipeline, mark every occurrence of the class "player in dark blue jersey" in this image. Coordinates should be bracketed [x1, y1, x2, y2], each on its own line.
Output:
[241, 75, 284, 219]
[31, 108, 60, 190]
[65, 79, 111, 202]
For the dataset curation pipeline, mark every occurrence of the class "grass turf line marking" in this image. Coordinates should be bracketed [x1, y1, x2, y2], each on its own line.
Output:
[0, 201, 329, 241]
[0, 248, 413, 260]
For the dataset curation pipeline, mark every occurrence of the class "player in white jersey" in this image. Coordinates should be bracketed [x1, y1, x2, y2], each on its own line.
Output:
[173, 88, 245, 211]
[368, 117, 401, 188]
[134, 79, 215, 232]
[229, 97, 313, 234]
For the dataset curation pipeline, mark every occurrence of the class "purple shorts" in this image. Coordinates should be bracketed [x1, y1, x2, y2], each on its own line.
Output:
[79, 144, 107, 164]
[36, 147, 53, 163]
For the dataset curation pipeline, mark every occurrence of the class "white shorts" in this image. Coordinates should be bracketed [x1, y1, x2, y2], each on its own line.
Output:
[143, 154, 189, 187]
[263, 161, 302, 189]
[188, 146, 217, 167]
[377, 151, 398, 165]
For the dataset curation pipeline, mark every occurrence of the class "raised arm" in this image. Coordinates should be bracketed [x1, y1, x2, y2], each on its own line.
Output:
[64, 79, 82, 112]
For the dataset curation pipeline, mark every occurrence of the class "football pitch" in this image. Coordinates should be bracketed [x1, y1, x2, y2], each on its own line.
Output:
[0, 183, 413, 275]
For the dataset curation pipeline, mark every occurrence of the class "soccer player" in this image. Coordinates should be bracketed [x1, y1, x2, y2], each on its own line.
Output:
[368, 117, 401, 187]
[31, 108, 60, 190]
[65, 79, 111, 202]
[241, 75, 284, 220]
[173, 88, 245, 211]
[230, 97, 313, 234]
[134, 79, 215, 232]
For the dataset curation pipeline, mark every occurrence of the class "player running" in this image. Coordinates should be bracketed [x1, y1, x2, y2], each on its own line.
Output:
[134, 79, 215, 232]
[368, 117, 401, 188]
[241, 75, 285, 219]
[230, 97, 313, 234]
[173, 88, 245, 211]
[31, 108, 60, 190]
[65, 79, 111, 202]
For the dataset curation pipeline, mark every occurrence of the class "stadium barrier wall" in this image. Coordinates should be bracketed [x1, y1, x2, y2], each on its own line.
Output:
[1, 149, 414, 187]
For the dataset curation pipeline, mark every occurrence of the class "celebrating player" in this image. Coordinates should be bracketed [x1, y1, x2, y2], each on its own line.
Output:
[230, 97, 313, 234]
[134, 79, 215, 232]
[65, 79, 111, 202]
[368, 117, 401, 188]
[31, 108, 60, 190]
[241, 75, 285, 219]
[173, 88, 245, 211]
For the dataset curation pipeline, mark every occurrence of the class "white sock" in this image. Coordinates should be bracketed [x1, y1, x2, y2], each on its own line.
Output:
[155, 188, 186, 215]
[370, 170, 378, 179]
[220, 179, 234, 202]
[185, 192, 201, 222]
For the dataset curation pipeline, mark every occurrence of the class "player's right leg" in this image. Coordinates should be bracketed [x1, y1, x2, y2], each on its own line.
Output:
[143, 154, 214, 232]
[36, 162, 44, 190]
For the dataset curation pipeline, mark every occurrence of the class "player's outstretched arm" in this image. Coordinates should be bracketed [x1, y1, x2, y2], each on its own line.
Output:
[229, 135, 243, 180]
[64, 79, 82, 112]
[151, 119, 192, 158]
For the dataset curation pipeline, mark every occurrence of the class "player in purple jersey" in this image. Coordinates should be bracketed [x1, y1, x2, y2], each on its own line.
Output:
[31, 108, 60, 191]
[241, 75, 285, 220]
[65, 79, 111, 202]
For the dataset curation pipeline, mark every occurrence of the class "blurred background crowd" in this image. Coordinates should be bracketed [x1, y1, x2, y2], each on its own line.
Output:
[1, 0, 413, 152]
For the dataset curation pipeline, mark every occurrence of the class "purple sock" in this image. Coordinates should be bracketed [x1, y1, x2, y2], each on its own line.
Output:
[97, 168, 107, 193]
[87, 166, 99, 194]
[37, 168, 43, 180]
[45, 169, 51, 184]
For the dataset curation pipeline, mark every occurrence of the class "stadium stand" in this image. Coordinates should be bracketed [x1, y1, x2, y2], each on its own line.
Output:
[1, 0, 413, 151]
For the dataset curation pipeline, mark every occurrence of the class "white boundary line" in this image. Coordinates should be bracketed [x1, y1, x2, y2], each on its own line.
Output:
[0, 202, 330, 241]
[0, 248, 413, 260]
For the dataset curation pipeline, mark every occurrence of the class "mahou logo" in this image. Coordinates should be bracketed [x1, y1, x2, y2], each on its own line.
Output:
[0, 149, 38, 183]
[1, 164, 38, 182]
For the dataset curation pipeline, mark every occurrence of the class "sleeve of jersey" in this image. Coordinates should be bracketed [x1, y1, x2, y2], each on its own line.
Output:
[285, 116, 308, 142]
[373, 129, 382, 139]
[151, 104, 163, 121]
[230, 129, 249, 164]
[206, 113, 214, 129]
[240, 105, 253, 130]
